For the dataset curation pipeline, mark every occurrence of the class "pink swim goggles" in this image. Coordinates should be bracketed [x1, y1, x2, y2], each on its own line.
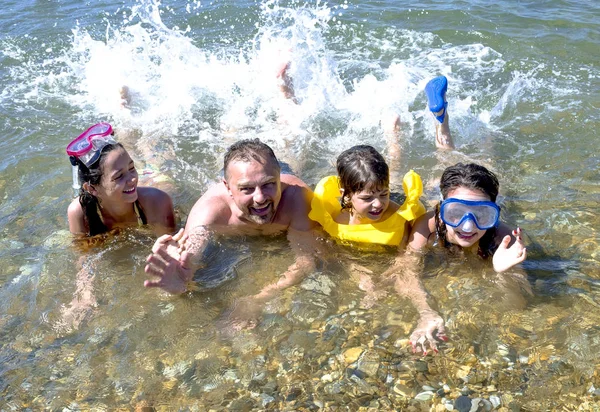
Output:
[66, 122, 116, 167]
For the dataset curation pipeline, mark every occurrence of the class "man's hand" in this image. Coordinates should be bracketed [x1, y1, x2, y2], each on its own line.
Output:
[493, 227, 527, 273]
[144, 229, 194, 294]
[409, 310, 448, 356]
[221, 295, 263, 331]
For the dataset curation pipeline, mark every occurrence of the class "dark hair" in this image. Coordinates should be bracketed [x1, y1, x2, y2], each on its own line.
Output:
[72, 143, 124, 236]
[435, 163, 500, 257]
[223, 139, 280, 179]
[336, 145, 389, 210]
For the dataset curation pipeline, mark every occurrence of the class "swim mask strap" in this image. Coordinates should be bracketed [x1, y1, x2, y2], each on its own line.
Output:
[69, 155, 81, 197]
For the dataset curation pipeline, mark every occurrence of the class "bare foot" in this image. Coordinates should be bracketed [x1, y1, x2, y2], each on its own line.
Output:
[119, 85, 131, 109]
[276, 60, 296, 103]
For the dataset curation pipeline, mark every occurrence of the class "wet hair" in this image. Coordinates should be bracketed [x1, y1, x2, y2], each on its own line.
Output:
[336, 145, 389, 211]
[72, 143, 146, 236]
[434, 163, 500, 257]
[223, 139, 280, 179]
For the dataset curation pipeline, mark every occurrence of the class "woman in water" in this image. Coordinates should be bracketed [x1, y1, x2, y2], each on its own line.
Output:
[58, 122, 176, 333]
[66, 122, 175, 236]
[405, 162, 527, 354]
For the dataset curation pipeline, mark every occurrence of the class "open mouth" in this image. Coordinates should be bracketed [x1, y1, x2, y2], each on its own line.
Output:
[250, 203, 271, 216]
[124, 187, 136, 194]
[368, 209, 383, 218]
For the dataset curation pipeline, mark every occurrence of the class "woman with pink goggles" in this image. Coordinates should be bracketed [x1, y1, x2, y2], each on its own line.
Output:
[66, 122, 175, 236]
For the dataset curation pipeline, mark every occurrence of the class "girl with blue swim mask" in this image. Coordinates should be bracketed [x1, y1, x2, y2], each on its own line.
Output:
[410, 163, 526, 266]
[398, 163, 527, 356]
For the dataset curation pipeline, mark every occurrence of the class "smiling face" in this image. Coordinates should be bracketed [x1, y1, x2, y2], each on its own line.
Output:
[93, 147, 139, 205]
[443, 186, 491, 249]
[224, 157, 282, 225]
[347, 183, 390, 224]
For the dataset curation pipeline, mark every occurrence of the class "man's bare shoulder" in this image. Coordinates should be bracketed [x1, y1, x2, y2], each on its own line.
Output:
[281, 173, 310, 190]
[278, 174, 316, 231]
[186, 181, 232, 229]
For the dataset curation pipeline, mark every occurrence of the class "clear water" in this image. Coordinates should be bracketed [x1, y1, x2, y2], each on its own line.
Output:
[1, 0, 599, 409]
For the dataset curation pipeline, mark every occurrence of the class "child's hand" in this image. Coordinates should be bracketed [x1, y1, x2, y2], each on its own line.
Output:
[410, 310, 447, 356]
[493, 227, 527, 273]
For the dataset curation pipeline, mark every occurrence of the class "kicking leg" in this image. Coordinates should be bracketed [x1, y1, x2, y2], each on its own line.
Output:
[119, 85, 131, 109]
[276, 60, 296, 103]
[425, 76, 454, 150]
[382, 111, 403, 178]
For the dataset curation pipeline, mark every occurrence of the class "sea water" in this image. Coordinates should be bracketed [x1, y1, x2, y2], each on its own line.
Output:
[1, 0, 599, 409]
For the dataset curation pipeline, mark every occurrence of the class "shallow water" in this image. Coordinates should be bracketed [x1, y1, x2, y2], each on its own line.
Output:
[1, 0, 599, 409]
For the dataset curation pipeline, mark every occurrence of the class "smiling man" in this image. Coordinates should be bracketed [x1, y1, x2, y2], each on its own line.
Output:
[144, 139, 318, 315]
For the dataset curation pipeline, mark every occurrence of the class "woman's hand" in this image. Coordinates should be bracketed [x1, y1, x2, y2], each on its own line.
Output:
[493, 227, 527, 273]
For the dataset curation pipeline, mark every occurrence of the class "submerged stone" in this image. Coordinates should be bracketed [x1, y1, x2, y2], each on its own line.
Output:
[300, 273, 336, 296]
[454, 395, 472, 412]
[489, 395, 501, 408]
[356, 349, 380, 377]
[393, 383, 415, 398]
[259, 393, 275, 408]
[343, 347, 364, 365]
[414, 391, 434, 401]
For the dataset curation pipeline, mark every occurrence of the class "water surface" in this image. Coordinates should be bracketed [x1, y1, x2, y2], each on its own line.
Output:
[1, 0, 599, 409]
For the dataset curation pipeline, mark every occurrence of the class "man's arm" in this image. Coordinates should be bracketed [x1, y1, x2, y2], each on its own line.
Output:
[224, 228, 318, 329]
[254, 184, 318, 302]
[223, 184, 319, 327]
[252, 228, 318, 303]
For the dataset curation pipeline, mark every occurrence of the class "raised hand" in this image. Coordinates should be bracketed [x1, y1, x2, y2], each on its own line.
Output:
[144, 229, 194, 294]
[493, 227, 527, 273]
[409, 310, 447, 356]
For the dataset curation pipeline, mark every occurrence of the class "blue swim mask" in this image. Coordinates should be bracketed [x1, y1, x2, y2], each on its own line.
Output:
[440, 198, 500, 230]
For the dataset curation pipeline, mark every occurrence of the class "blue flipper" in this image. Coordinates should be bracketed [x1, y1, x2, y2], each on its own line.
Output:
[425, 76, 448, 124]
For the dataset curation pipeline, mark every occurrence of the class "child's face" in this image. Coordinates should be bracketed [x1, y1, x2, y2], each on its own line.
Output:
[349, 184, 390, 224]
[95, 147, 139, 204]
[444, 186, 491, 248]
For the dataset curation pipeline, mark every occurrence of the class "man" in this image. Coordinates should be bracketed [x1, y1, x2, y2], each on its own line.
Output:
[144, 139, 318, 320]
